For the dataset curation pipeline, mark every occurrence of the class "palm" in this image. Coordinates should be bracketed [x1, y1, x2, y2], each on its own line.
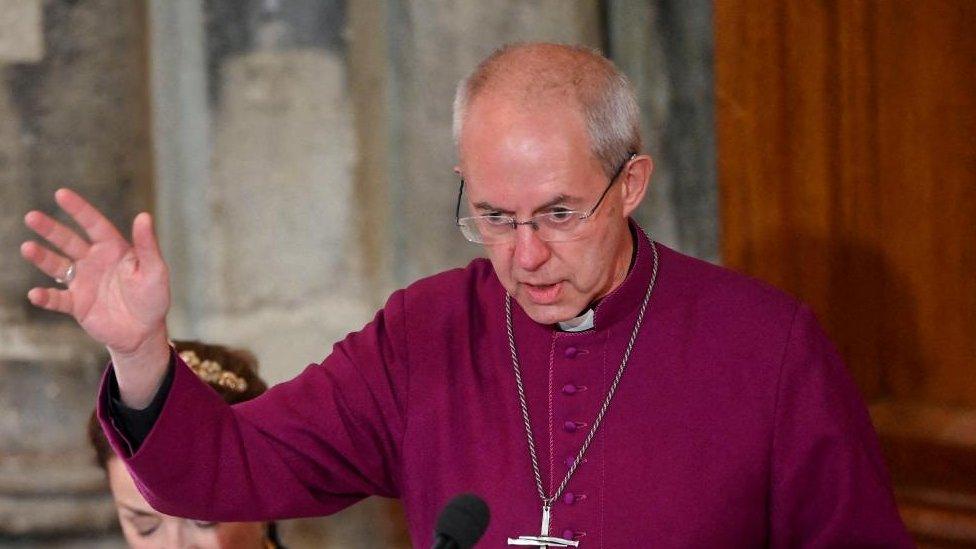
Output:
[21, 189, 170, 354]
[74, 241, 168, 351]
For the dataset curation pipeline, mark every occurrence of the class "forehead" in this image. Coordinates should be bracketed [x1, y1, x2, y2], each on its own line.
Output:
[107, 457, 156, 509]
[461, 94, 588, 156]
[458, 95, 603, 197]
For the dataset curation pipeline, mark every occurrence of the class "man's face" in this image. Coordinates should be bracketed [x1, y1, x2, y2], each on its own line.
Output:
[458, 96, 637, 324]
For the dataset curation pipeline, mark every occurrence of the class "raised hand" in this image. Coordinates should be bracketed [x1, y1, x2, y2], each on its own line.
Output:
[21, 188, 172, 407]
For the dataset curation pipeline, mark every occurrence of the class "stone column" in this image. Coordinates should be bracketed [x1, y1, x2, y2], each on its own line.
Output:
[160, 0, 366, 386]
[150, 0, 385, 546]
[608, 0, 718, 262]
[0, 0, 152, 545]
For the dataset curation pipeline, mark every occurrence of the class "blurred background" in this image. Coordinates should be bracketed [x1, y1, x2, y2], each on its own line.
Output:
[0, 0, 971, 547]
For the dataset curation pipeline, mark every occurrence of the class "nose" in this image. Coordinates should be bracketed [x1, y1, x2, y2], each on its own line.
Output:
[162, 522, 186, 548]
[165, 521, 199, 548]
[513, 223, 551, 271]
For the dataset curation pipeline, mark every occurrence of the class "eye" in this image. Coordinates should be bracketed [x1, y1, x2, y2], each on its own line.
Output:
[483, 213, 511, 226]
[547, 208, 575, 222]
[131, 517, 161, 537]
[192, 520, 218, 529]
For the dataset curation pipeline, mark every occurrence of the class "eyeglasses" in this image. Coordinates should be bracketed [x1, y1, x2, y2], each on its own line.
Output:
[455, 153, 636, 244]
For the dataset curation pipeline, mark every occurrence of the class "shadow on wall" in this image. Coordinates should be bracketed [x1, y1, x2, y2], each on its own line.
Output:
[744, 234, 924, 403]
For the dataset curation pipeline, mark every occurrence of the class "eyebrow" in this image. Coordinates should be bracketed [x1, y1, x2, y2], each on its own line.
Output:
[119, 503, 159, 517]
[473, 194, 576, 215]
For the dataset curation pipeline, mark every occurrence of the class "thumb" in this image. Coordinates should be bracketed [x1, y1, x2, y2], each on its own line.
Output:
[131, 212, 164, 270]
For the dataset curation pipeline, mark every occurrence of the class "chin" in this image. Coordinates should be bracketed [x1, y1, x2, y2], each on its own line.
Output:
[515, 298, 580, 326]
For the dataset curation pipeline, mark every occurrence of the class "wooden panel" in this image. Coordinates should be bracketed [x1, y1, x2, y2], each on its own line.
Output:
[872, 2, 976, 404]
[716, 0, 976, 404]
[874, 400, 976, 546]
[717, 1, 976, 544]
[716, 0, 884, 398]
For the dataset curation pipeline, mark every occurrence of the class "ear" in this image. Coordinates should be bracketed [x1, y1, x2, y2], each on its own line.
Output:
[619, 154, 653, 218]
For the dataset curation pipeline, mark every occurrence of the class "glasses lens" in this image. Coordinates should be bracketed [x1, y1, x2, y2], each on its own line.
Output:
[457, 219, 485, 243]
[533, 212, 585, 242]
[458, 213, 588, 244]
[462, 216, 523, 244]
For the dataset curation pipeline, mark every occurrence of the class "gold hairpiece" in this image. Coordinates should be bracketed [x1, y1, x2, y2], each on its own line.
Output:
[178, 349, 249, 393]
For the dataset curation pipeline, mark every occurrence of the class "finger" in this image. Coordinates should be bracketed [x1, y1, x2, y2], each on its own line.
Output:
[27, 287, 74, 315]
[20, 241, 73, 280]
[131, 212, 164, 271]
[23, 210, 92, 260]
[54, 188, 125, 244]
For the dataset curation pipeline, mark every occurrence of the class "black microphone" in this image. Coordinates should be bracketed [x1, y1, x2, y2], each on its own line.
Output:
[430, 493, 490, 549]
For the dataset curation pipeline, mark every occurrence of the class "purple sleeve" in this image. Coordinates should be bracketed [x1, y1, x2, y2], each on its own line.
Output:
[769, 305, 914, 547]
[96, 290, 410, 521]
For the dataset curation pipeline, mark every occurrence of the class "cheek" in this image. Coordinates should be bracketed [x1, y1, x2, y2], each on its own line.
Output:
[216, 522, 265, 548]
[556, 242, 600, 279]
[484, 244, 517, 282]
[188, 528, 223, 548]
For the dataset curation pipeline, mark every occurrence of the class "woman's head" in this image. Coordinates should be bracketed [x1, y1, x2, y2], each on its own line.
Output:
[88, 340, 274, 548]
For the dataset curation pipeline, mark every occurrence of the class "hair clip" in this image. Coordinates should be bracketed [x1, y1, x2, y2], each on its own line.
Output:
[178, 349, 249, 393]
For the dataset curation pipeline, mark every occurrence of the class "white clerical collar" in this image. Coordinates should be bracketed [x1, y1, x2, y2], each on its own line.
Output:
[558, 308, 595, 332]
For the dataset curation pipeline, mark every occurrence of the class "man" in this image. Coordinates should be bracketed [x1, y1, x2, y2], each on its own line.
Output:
[21, 43, 912, 547]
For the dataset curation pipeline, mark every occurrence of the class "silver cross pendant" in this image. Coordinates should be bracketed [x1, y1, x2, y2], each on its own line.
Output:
[507, 505, 580, 547]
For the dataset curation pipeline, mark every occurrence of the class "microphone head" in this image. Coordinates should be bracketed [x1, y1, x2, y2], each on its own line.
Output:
[434, 493, 490, 548]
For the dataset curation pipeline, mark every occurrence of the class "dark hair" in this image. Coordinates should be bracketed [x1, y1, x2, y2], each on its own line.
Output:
[87, 340, 269, 470]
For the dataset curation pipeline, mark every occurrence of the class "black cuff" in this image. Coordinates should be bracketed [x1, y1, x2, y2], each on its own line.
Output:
[107, 352, 176, 450]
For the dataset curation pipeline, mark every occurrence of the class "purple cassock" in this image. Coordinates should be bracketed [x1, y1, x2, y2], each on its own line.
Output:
[98, 223, 913, 547]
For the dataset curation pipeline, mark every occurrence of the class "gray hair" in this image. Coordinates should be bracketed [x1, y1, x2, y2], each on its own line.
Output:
[452, 43, 642, 177]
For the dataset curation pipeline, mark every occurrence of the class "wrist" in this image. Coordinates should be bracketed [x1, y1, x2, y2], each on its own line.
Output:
[107, 323, 169, 357]
[109, 328, 171, 409]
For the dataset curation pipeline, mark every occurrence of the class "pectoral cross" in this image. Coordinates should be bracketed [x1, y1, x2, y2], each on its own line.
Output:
[507, 504, 579, 547]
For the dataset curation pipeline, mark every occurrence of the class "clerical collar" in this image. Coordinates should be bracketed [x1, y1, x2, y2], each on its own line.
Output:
[558, 308, 595, 332]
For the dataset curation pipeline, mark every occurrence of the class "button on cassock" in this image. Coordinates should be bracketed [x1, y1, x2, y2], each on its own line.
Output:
[564, 456, 586, 469]
[562, 529, 580, 541]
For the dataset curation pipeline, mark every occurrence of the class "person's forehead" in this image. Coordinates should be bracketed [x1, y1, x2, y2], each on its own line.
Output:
[456, 92, 607, 209]
[474, 87, 582, 124]
[107, 458, 157, 510]
[462, 159, 598, 215]
[460, 98, 592, 167]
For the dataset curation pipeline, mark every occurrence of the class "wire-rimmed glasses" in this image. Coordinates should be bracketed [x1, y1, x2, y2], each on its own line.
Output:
[455, 153, 636, 244]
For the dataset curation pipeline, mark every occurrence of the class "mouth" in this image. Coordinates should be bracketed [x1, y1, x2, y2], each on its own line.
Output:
[521, 281, 563, 305]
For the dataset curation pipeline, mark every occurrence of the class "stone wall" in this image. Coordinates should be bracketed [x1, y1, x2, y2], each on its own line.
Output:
[609, 0, 717, 262]
[0, 0, 151, 546]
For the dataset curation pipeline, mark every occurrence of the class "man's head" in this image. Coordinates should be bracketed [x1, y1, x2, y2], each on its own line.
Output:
[453, 43, 652, 324]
